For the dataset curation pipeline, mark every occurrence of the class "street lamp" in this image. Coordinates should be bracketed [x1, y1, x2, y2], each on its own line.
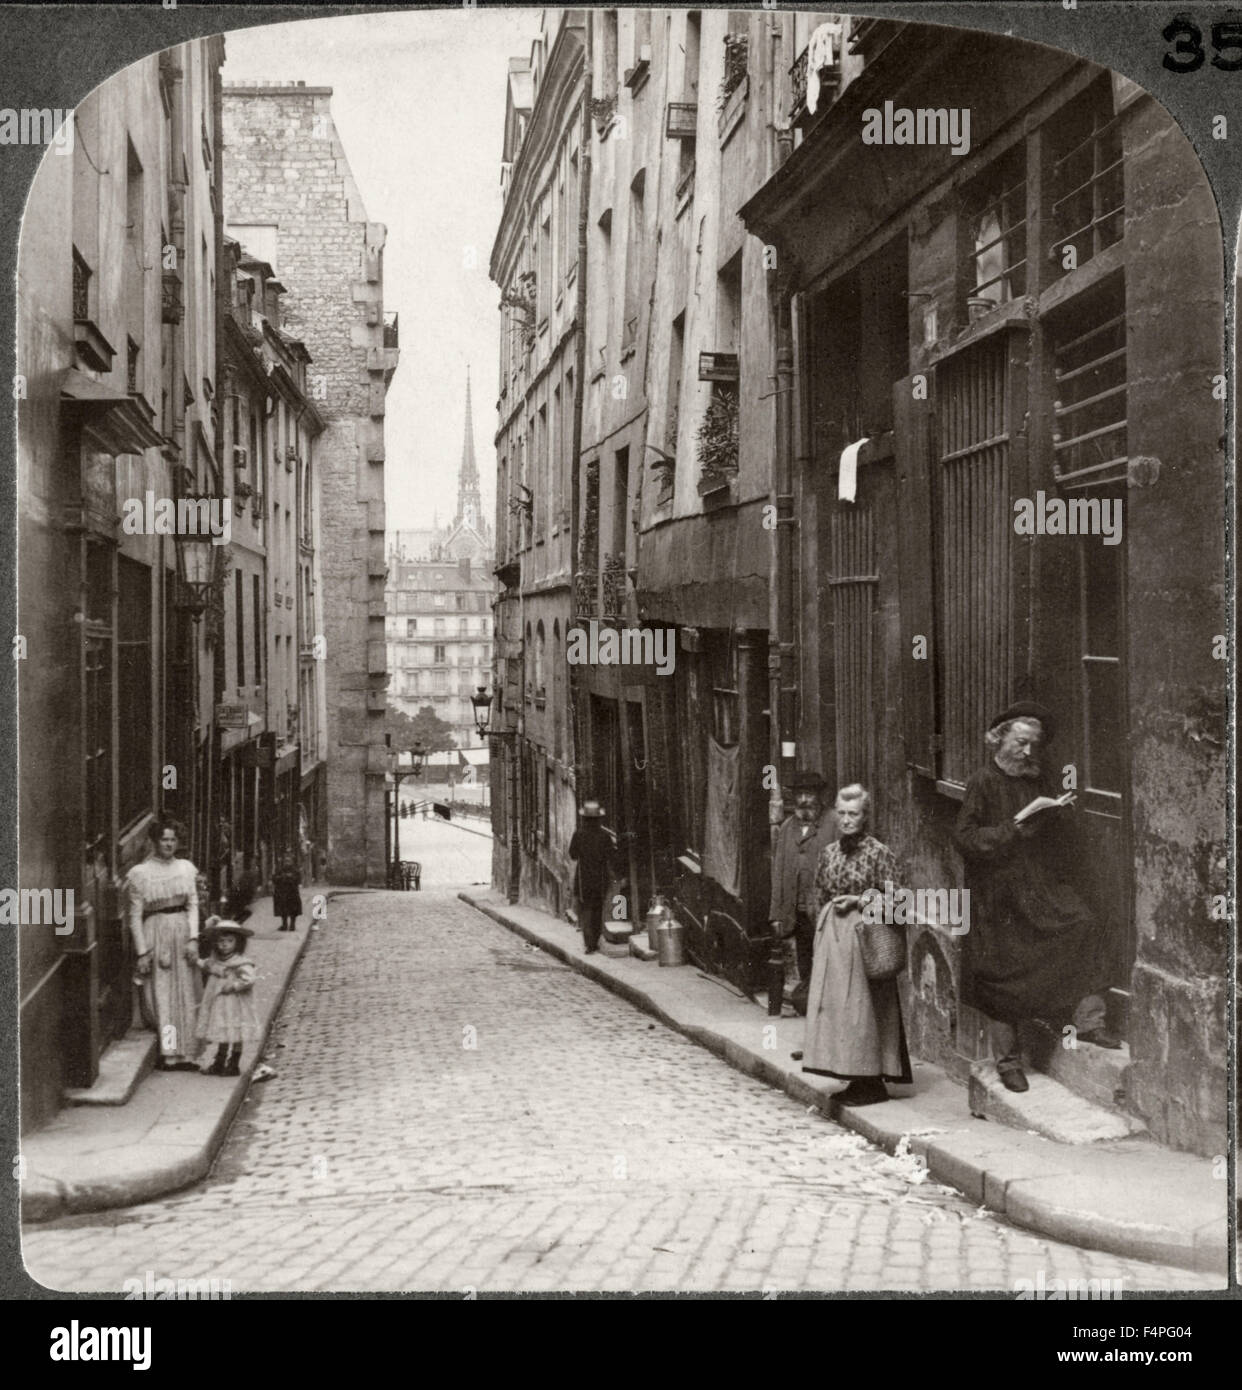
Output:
[471, 686, 517, 741]
[173, 527, 217, 616]
[389, 740, 427, 883]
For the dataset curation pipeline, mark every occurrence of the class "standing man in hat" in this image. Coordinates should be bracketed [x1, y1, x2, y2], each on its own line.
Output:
[569, 800, 614, 955]
[769, 771, 836, 1014]
[955, 702, 1118, 1095]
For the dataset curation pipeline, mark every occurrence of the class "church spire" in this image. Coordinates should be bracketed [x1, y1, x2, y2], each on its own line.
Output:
[456, 366, 482, 532]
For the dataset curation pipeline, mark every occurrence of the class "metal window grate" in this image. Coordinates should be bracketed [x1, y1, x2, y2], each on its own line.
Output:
[829, 504, 877, 790]
[968, 148, 1027, 307]
[936, 340, 1012, 784]
[1052, 281, 1127, 487]
[1049, 81, 1124, 273]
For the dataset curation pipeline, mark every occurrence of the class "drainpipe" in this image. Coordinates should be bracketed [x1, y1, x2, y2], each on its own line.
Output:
[568, 14, 592, 811]
[769, 20, 798, 841]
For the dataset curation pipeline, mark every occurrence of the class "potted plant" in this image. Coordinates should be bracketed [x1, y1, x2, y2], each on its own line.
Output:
[718, 34, 749, 114]
[696, 388, 739, 496]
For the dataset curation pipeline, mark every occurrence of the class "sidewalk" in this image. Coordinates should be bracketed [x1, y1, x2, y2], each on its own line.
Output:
[21, 893, 318, 1223]
[459, 890, 1228, 1278]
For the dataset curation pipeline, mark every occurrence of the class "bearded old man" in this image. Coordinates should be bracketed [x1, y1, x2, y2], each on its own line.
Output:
[768, 771, 836, 1013]
[954, 702, 1119, 1094]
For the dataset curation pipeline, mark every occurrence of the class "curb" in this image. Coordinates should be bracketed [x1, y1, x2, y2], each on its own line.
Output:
[459, 891, 1227, 1278]
[21, 901, 319, 1224]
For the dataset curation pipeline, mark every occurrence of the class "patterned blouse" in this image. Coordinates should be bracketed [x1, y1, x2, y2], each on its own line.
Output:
[814, 833, 903, 911]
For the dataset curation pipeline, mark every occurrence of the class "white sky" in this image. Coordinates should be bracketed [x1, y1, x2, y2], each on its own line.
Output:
[222, 7, 540, 536]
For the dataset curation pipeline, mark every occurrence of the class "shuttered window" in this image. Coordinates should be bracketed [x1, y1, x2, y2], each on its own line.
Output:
[829, 504, 876, 790]
[935, 339, 1013, 785]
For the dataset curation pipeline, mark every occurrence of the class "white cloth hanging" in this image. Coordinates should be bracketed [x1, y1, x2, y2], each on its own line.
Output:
[838, 438, 869, 503]
[806, 23, 840, 116]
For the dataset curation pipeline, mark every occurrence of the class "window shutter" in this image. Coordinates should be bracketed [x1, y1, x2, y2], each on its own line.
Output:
[893, 374, 938, 778]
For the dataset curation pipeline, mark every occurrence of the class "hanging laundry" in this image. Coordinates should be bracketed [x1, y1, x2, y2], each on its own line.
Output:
[838, 437, 869, 503]
[806, 22, 841, 116]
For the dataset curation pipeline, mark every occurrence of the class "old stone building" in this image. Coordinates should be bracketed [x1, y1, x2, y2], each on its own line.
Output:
[493, 12, 1227, 1157]
[17, 39, 226, 1128]
[490, 11, 586, 910]
[222, 81, 398, 886]
[218, 238, 326, 892]
[387, 373, 495, 750]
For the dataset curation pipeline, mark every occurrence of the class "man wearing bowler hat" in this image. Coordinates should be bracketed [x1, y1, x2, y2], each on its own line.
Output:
[769, 771, 836, 1014]
[569, 800, 614, 955]
[955, 701, 1118, 1095]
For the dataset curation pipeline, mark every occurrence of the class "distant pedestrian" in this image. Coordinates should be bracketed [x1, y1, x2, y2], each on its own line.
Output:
[272, 854, 303, 932]
[768, 770, 835, 1014]
[196, 919, 259, 1076]
[568, 800, 614, 954]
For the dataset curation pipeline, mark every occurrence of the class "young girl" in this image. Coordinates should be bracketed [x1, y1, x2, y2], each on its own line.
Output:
[272, 854, 303, 932]
[196, 919, 260, 1076]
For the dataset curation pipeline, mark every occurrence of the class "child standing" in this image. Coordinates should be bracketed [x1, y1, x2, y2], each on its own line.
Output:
[272, 854, 303, 932]
[196, 919, 260, 1076]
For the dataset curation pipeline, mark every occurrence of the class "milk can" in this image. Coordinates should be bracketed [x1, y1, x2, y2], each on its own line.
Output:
[644, 894, 671, 944]
[656, 915, 687, 967]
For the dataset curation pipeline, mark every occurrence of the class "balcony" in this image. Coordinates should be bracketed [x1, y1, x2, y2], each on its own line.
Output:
[574, 569, 598, 622]
[72, 249, 115, 373]
[789, 46, 840, 129]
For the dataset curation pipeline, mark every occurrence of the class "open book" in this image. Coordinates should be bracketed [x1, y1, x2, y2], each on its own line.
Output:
[1014, 790, 1076, 824]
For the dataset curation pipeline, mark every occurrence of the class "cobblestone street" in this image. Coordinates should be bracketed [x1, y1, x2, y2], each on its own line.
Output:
[22, 886, 1220, 1295]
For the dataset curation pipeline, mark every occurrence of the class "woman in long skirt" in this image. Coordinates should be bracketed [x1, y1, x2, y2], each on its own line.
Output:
[272, 854, 303, 932]
[802, 784, 912, 1106]
[125, 818, 203, 1071]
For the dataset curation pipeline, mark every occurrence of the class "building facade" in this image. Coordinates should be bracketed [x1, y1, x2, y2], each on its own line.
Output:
[386, 375, 495, 750]
[492, 12, 1227, 1157]
[218, 238, 326, 894]
[490, 11, 586, 912]
[17, 39, 226, 1129]
[222, 81, 398, 886]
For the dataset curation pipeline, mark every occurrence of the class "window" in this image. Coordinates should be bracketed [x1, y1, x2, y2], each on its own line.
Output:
[934, 339, 1013, 784]
[455, 592, 466, 610]
[235, 570, 246, 688]
[434, 592, 445, 608]
[434, 644, 446, 664]
[601, 10, 619, 100]
[679, 12, 701, 184]
[406, 619, 417, 637]
[83, 545, 112, 858]
[1050, 276, 1127, 487]
[622, 170, 646, 350]
[1047, 76, 1123, 277]
[964, 144, 1026, 310]
[124, 141, 144, 390]
[117, 557, 152, 829]
[829, 503, 877, 791]
[565, 148, 580, 279]
[434, 618, 446, 636]
[535, 622, 546, 703]
[253, 574, 262, 685]
[661, 310, 686, 498]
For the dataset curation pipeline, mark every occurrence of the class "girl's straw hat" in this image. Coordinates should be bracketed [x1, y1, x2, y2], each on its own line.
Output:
[202, 917, 254, 942]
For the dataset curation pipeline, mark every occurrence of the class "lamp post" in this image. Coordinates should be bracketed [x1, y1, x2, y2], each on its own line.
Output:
[471, 686, 520, 903]
[389, 739, 426, 880]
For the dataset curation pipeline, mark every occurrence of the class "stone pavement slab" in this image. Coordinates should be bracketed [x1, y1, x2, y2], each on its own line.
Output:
[21, 894, 313, 1222]
[459, 890, 1228, 1277]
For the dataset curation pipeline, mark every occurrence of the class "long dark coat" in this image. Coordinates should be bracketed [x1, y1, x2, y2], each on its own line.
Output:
[272, 867, 303, 919]
[568, 824, 613, 903]
[954, 762, 1106, 1023]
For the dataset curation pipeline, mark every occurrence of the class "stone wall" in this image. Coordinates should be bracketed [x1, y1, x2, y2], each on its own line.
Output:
[223, 83, 393, 885]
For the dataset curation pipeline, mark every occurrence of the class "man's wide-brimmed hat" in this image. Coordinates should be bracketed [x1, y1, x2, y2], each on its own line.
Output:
[202, 917, 254, 942]
[990, 701, 1055, 742]
[580, 800, 606, 819]
[788, 770, 827, 793]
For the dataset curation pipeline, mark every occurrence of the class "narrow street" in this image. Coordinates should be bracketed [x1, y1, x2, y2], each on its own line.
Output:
[23, 843, 1218, 1295]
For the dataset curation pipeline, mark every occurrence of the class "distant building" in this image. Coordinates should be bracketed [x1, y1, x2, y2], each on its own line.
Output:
[386, 373, 495, 750]
[223, 81, 399, 886]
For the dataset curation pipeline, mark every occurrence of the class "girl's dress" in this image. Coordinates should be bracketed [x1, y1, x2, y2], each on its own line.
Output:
[196, 955, 260, 1047]
[272, 868, 303, 920]
[802, 833, 913, 1084]
[125, 854, 202, 1065]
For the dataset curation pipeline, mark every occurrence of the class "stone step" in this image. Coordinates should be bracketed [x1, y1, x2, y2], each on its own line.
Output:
[1019, 1018, 1134, 1114]
[63, 1031, 156, 1107]
[628, 931, 658, 961]
[969, 1060, 1148, 1145]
